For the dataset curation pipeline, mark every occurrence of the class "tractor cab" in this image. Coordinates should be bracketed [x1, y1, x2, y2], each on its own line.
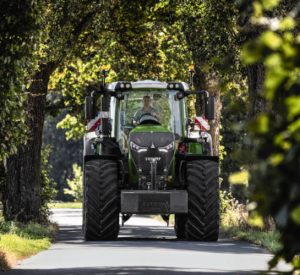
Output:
[109, 80, 186, 154]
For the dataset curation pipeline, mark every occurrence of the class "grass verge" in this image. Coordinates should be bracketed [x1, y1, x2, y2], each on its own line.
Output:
[48, 201, 82, 209]
[221, 226, 281, 253]
[220, 190, 281, 254]
[0, 220, 57, 270]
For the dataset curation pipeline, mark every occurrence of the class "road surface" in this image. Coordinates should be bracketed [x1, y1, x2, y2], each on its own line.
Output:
[9, 209, 287, 274]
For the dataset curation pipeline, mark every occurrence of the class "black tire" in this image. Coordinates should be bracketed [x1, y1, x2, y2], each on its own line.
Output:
[185, 160, 219, 241]
[174, 214, 187, 239]
[83, 159, 119, 241]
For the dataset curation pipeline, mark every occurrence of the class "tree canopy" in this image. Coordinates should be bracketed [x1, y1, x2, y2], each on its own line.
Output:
[1, 0, 299, 271]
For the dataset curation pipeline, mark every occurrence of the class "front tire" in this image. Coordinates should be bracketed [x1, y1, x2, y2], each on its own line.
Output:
[83, 159, 119, 241]
[185, 160, 219, 241]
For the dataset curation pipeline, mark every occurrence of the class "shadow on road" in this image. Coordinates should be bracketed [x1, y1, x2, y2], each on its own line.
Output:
[55, 225, 266, 255]
[8, 266, 258, 275]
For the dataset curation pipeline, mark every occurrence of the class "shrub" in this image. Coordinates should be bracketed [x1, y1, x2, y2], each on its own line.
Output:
[40, 146, 57, 222]
[64, 164, 83, 202]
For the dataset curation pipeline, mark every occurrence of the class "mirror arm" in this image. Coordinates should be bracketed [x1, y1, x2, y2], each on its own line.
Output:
[186, 90, 209, 97]
[175, 89, 209, 100]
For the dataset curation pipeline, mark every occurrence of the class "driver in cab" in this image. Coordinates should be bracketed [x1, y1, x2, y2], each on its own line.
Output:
[134, 95, 160, 122]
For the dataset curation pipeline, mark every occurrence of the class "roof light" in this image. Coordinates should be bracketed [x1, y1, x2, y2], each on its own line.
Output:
[115, 81, 132, 91]
[167, 82, 184, 91]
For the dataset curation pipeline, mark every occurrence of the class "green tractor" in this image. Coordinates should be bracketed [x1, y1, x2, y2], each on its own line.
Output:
[83, 79, 219, 241]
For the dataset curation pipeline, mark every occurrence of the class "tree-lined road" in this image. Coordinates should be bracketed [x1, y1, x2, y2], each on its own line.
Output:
[9, 209, 285, 274]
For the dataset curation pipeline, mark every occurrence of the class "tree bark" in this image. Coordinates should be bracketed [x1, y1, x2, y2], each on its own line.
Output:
[3, 63, 56, 223]
[247, 63, 265, 116]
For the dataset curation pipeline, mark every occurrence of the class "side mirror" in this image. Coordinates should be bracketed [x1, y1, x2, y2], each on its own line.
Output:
[175, 91, 186, 100]
[85, 96, 94, 120]
[205, 96, 215, 120]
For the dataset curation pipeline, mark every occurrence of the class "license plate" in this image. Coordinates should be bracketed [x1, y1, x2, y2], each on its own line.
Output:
[138, 193, 170, 213]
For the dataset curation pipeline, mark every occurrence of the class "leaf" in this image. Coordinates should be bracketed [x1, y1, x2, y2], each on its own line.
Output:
[262, 0, 279, 10]
[229, 170, 249, 185]
[248, 212, 264, 228]
[285, 96, 300, 120]
[260, 31, 282, 50]
[291, 205, 300, 225]
[249, 114, 269, 134]
[279, 17, 295, 31]
[241, 41, 262, 64]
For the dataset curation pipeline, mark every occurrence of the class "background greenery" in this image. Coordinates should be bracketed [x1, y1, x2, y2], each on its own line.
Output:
[1, 0, 299, 271]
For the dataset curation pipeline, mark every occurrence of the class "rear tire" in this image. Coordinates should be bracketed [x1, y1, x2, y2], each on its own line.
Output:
[174, 214, 186, 239]
[185, 160, 219, 241]
[83, 159, 119, 241]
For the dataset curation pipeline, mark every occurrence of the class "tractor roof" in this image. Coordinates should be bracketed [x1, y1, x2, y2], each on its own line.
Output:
[108, 80, 190, 91]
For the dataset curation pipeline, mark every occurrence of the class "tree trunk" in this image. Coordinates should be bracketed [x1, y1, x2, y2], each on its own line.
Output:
[247, 63, 265, 116]
[3, 63, 55, 223]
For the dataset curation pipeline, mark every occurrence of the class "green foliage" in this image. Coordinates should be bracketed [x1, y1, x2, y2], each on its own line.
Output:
[50, 0, 192, 140]
[0, 0, 42, 161]
[40, 146, 57, 222]
[220, 191, 248, 228]
[43, 113, 82, 200]
[223, 226, 281, 254]
[220, 190, 281, 254]
[241, 4, 300, 271]
[177, 0, 239, 78]
[64, 164, 83, 202]
[220, 80, 249, 192]
[0, 218, 56, 240]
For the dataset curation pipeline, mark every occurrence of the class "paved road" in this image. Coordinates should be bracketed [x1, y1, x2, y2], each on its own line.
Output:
[9, 209, 287, 274]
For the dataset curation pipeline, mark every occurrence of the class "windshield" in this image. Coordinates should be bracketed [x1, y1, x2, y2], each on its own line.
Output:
[116, 90, 183, 152]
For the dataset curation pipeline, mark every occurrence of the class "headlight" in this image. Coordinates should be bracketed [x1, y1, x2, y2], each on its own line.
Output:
[164, 142, 174, 150]
[159, 142, 174, 152]
[130, 141, 147, 152]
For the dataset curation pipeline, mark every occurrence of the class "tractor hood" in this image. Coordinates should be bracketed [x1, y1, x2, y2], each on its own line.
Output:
[129, 124, 174, 148]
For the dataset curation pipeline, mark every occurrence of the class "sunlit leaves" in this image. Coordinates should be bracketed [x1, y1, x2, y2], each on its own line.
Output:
[229, 170, 249, 186]
[291, 205, 300, 225]
[285, 96, 300, 121]
[242, 1, 300, 269]
[279, 17, 295, 31]
[56, 114, 84, 141]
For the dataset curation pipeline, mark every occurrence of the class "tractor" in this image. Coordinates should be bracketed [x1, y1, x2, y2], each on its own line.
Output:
[83, 78, 219, 241]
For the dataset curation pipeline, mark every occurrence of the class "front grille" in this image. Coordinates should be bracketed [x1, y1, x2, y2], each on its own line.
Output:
[131, 147, 173, 175]
[129, 132, 175, 188]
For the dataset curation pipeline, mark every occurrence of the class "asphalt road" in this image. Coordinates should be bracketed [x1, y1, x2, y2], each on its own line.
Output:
[8, 209, 287, 274]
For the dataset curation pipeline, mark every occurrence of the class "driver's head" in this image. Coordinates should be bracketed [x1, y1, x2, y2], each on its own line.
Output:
[143, 95, 151, 108]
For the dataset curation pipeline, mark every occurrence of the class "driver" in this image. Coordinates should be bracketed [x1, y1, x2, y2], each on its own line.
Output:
[134, 95, 160, 122]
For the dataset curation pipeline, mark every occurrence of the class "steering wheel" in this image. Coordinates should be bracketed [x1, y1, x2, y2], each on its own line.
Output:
[139, 112, 160, 125]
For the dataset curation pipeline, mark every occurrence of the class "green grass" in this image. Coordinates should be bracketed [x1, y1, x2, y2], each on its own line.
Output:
[0, 234, 51, 259]
[48, 201, 82, 209]
[0, 219, 57, 270]
[221, 225, 281, 253]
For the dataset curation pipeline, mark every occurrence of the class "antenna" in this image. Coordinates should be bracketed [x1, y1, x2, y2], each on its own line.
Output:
[100, 65, 109, 87]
